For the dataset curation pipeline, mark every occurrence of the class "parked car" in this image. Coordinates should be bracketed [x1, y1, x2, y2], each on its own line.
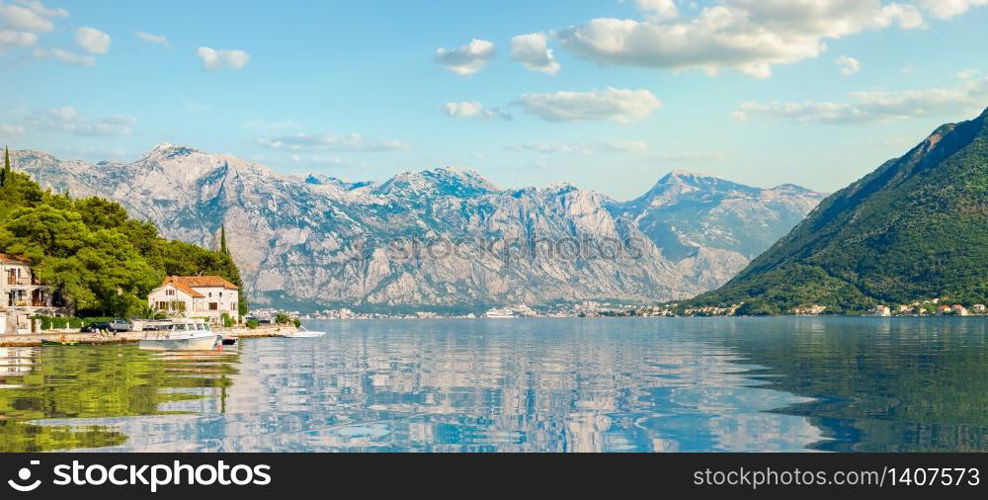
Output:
[108, 319, 131, 332]
[81, 321, 111, 333]
[81, 319, 131, 333]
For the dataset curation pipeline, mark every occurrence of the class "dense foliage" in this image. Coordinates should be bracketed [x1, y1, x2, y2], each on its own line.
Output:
[0, 149, 246, 317]
[691, 108, 988, 314]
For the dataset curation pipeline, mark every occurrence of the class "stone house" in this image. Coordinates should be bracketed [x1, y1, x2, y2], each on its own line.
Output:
[147, 276, 240, 324]
[0, 253, 65, 334]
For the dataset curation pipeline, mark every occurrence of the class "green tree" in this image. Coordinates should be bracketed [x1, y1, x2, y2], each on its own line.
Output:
[1, 146, 10, 188]
[0, 147, 248, 318]
[220, 224, 229, 255]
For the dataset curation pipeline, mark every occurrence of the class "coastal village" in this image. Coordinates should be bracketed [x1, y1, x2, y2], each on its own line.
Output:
[6, 247, 987, 339]
[0, 252, 295, 343]
[288, 299, 988, 319]
[635, 300, 988, 317]
[4, 245, 987, 340]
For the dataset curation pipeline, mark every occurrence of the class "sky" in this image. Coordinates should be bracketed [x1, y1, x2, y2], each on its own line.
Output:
[1, 0, 987, 201]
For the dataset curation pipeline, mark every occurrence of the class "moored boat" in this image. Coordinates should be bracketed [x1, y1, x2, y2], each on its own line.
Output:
[41, 338, 80, 347]
[281, 326, 325, 338]
[138, 321, 221, 351]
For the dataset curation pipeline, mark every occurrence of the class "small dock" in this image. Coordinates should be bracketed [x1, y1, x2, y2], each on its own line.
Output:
[0, 324, 297, 347]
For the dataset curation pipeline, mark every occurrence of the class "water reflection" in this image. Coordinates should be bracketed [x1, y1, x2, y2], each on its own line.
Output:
[721, 317, 988, 452]
[0, 344, 239, 452]
[3, 317, 986, 452]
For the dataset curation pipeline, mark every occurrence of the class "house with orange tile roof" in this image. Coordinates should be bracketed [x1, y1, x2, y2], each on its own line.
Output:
[1, 253, 66, 334]
[147, 275, 240, 324]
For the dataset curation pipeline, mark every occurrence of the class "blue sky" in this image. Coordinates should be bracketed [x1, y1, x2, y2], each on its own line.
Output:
[2, 0, 987, 200]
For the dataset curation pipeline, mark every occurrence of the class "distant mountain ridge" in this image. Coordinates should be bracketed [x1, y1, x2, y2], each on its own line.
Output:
[694, 107, 988, 314]
[11, 145, 823, 311]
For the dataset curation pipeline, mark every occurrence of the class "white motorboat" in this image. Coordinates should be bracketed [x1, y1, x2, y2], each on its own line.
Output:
[281, 326, 326, 338]
[138, 321, 221, 351]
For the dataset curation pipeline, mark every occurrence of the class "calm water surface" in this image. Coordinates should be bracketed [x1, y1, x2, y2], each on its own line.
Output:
[1, 317, 986, 452]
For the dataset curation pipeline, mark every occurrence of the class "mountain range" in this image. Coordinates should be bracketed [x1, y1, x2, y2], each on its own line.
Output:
[11, 145, 823, 311]
[695, 107, 988, 314]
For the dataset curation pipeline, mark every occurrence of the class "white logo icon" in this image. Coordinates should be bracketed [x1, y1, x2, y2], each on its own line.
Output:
[8, 460, 41, 492]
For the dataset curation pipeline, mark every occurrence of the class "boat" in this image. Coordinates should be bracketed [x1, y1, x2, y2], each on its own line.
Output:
[484, 308, 517, 319]
[41, 338, 80, 347]
[138, 321, 221, 351]
[281, 326, 325, 338]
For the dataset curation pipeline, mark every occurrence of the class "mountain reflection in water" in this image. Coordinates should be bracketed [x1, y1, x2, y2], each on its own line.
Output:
[1, 317, 985, 452]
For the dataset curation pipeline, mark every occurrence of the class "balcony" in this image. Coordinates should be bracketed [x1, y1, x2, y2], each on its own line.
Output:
[7, 277, 31, 286]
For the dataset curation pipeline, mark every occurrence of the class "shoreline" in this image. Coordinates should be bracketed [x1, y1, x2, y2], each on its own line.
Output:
[0, 324, 296, 347]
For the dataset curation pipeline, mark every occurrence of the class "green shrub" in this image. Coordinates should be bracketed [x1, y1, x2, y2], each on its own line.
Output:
[32, 315, 87, 331]
[274, 312, 292, 324]
[293, 318, 301, 328]
[246, 319, 259, 329]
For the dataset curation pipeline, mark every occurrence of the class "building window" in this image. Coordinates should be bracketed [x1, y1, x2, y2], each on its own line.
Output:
[209, 303, 218, 311]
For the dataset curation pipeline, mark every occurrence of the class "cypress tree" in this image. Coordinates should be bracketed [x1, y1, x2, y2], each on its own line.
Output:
[220, 224, 229, 255]
[1, 146, 9, 188]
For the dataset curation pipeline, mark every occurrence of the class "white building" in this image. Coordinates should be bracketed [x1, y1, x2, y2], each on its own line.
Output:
[871, 305, 892, 317]
[147, 276, 240, 324]
[0, 253, 65, 334]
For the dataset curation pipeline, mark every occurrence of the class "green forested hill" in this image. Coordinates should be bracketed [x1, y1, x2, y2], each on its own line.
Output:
[692, 107, 988, 314]
[0, 148, 244, 317]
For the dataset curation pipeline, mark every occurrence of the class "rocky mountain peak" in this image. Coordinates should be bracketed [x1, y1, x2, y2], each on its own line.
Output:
[375, 166, 500, 198]
[143, 142, 202, 161]
[15, 146, 825, 311]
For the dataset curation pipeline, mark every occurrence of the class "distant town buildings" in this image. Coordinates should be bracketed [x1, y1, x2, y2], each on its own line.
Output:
[871, 305, 892, 317]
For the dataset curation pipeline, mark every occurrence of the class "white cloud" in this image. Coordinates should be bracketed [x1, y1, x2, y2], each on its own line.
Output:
[836, 55, 860, 75]
[517, 87, 662, 123]
[914, 0, 988, 18]
[197, 46, 250, 71]
[256, 132, 411, 152]
[435, 38, 495, 75]
[12, 0, 67, 18]
[24, 106, 136, 136]
[33, 47, 95, 66]
[0, 0, 65, 49]
[76, 27, 110, 54]
[442, 101, 511, 120]
[0, 0, 65, 33]
[635, 0, 680, 20]
[734, 71, 988, 124]
[0, 28, 35, 47]
[507, 140, 648, 155]
[510, 33, 561, 74]
[555, 0, 925, 78]
[135, 31, 168, 45]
